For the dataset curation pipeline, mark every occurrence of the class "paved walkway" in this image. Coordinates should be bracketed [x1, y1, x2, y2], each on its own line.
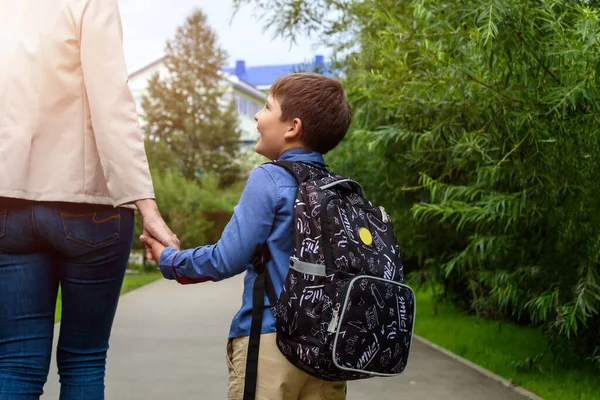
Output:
[42, 276, 535, 400]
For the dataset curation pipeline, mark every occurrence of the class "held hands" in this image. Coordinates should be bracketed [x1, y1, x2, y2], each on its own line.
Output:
[139, 234, 166, 263]
[135, 199, 179, 261]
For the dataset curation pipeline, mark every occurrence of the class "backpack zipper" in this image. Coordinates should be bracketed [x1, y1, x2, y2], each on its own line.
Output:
[320, 193, 335, 269]
[379, 206, 390, 223]
[327, 304, 341, 333]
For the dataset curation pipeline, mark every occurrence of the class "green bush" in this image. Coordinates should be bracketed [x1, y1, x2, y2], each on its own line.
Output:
[235, 0, 600, 366]
[329, 0, 600, 365]
[128, 262, 157, 274]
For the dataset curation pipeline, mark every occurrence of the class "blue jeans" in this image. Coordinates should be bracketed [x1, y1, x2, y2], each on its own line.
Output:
[0, 198, 134, 400]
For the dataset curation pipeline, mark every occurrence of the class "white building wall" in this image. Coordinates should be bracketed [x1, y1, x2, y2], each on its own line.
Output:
[128, 59, 265, 148]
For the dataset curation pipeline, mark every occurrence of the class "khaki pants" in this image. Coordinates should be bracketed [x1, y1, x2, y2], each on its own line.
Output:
[226, 333, 347, 400]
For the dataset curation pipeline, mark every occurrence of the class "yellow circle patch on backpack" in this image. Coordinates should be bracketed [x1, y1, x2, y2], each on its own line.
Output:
[359, 227, 373, 246]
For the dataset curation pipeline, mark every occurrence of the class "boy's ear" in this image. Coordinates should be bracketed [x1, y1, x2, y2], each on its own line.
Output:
[284, 118, 303, 141]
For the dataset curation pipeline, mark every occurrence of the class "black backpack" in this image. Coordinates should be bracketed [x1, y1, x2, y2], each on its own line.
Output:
[243, 161, 416, 399]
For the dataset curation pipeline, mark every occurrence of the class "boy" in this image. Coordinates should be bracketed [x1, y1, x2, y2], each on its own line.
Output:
[142, 73, 352, 400]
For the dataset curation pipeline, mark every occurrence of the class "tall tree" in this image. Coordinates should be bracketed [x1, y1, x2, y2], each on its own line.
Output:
[142, 9, 241, 187]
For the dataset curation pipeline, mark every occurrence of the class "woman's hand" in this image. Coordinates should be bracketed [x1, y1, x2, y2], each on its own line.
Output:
[135, 199, 180, 260]
[139, 234, 167, 263]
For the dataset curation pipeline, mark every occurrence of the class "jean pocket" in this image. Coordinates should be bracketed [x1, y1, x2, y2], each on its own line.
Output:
[0, 209, 6, 239]
[60, 209, 121, 248]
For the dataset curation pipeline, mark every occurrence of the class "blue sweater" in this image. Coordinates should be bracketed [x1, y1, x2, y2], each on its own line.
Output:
[159, 148, 325, 338]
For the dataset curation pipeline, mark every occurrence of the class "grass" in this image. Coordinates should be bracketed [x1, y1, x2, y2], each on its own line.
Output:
[54, 271, 162, 323]
[413, 285, 600, 400]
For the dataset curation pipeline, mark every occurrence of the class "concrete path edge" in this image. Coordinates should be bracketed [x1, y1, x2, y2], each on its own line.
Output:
[413, 335, 545, 400]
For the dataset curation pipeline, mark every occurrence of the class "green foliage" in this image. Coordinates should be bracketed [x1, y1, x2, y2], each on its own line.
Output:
[129, 261, 156, 274]
[141, 9, 242, 187]
[232, 0, 353, 45]
[238, 0, 600, 368]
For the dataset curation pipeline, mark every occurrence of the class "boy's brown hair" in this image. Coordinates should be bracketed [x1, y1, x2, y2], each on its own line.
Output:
[270, 73, 352, 154]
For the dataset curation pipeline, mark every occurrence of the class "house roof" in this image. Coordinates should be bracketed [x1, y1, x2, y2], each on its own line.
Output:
[222, 72, 266, 100]
[129, 55, 331, 91]
[223, 64, 300, 87]
[223, 56, 332, 88]
[129, 56, 166, 80]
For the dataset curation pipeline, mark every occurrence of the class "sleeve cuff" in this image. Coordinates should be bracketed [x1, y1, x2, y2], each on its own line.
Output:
[114, 193, 156, 208]
[159, 247, 179, 280]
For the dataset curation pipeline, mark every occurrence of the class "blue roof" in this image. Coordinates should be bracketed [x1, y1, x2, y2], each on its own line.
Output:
[223, 56, 332, 88]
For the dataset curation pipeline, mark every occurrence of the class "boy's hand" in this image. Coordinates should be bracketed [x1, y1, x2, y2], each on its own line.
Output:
[140, 234, 166, 262]
[135, 199, 180, 260]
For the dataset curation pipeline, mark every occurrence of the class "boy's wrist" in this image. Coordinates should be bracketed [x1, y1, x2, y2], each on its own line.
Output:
[158, 246, 179, 280]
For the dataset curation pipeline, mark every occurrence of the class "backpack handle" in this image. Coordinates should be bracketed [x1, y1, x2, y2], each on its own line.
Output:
[269, 160, 366, 197]
[319, 178, 366, 198]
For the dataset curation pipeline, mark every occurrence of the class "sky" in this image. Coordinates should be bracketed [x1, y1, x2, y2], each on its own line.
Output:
[119, 0, 328, 74]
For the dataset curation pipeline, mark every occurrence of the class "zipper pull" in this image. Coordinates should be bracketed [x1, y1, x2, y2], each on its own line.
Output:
[328, 305, 340, 333]
[379, 206, 390, 223]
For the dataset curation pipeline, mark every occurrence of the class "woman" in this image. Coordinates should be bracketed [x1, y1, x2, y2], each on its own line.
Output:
[0, 0, 178, 399]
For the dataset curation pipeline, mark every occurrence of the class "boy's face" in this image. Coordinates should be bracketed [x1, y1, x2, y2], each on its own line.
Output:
[254, 95, 295, 160]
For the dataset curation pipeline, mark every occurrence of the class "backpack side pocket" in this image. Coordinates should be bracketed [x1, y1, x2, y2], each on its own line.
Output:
[332, 275, 416, 377]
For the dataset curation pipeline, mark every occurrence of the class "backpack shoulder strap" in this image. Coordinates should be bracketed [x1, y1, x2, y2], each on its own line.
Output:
[267, 160, 328, 184]
[268, 160, 366, 198]
[244, 244, 277, 400]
